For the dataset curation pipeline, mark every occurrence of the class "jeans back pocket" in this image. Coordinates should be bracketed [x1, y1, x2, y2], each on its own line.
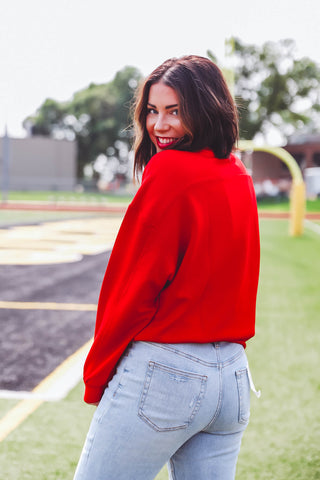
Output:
[235, 368, 251, 425]
[138, 361, 207, 432]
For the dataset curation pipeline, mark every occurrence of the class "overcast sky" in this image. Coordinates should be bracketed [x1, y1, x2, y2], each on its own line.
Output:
[1, 0, 319, 137]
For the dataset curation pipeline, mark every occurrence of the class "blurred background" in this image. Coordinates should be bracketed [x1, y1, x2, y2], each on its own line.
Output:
[1, 0, 320, 201]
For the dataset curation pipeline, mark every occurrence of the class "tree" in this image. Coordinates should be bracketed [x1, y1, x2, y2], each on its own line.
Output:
[24, 98, 69, 137]
[235, 38, 320, 141]
[24, 66, 142, 179]
[209, 38, 320, 142]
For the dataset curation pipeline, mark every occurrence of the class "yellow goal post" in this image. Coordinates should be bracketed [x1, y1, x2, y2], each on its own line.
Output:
[238, 140, 306, 236]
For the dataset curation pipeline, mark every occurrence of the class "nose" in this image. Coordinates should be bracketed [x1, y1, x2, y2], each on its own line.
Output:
[154, 114, 169, 132]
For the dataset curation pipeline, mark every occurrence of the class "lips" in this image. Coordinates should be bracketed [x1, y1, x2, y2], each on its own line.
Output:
[156, 137, 179, 149]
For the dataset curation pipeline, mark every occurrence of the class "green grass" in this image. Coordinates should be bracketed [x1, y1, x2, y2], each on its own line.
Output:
[305, 197, 320, 212]
[0, 219, 319, 479]
[256, 196, 291, 211]
[6, 190, 134, 204]
[236, 219, 320, 479]
[0, 399, 18, 417]
[257, 196, 320, 212]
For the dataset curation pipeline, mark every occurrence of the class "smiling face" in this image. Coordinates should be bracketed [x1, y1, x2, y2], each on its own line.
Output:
[146, 82, 187, 153]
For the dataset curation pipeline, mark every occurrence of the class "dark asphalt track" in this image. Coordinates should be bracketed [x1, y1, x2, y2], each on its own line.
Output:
[0, 251, 110, 391]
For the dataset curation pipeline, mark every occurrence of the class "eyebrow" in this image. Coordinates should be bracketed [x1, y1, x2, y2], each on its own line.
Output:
[147, 102, 178, 110]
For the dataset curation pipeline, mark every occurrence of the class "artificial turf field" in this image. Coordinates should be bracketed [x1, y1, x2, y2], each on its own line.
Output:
[0, 216, 319, 479]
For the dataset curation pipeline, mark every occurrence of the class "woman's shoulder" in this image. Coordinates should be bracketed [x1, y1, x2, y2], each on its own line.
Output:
[146, 149, 190, 169]
[143, 149, 249, 180]
[143, 149, 211, 180]
[130, 151, 197, 223]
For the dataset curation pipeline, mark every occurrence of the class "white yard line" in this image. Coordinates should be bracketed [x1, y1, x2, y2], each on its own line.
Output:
[0, 339, 92, 442]
[304, 219, 320, 235]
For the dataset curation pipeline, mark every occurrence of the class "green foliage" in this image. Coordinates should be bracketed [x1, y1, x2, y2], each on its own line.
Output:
[207, 49, 218, 64]
[24, 66, 142, 178]
[232, 38, 320, 140]
[25, 98, 68, 136]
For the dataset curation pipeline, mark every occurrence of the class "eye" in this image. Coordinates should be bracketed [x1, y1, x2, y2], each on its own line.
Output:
[171, 109, 179, 116]
[147, 108, 157, 114]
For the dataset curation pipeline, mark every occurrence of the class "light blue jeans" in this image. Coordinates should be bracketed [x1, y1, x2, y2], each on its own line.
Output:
[74, 341, 252, 480]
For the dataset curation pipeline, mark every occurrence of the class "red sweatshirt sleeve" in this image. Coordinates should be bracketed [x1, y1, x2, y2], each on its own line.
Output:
[83, 155, 186, 403]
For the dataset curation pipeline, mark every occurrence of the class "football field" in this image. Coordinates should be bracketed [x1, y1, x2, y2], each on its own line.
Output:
[0, 211, 319, 479]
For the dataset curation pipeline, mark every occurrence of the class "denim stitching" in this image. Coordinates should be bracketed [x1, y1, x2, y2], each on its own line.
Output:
[148, 361, 208, 380]
[169, 458, 177, 480]
[203, 364, 223, 431]
[187, 375, 207, 424]
[236, 368, 250, 424]
[202, 345, 223, 431]
[145, 341, 243, 368]
[221, 349, 244, 368]
[138, 362, 178, 432]
[138, 361, 208, 432]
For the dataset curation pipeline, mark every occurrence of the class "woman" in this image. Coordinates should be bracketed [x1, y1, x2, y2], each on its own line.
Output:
[74, 55, 260, 480]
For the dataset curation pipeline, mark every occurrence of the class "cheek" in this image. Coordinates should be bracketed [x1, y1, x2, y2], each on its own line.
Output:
[175, 119, 187, 136]
[146, 117, 155, 137]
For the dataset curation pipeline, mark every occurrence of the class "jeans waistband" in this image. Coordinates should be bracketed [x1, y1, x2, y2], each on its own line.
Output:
[140, 341, 245, 368]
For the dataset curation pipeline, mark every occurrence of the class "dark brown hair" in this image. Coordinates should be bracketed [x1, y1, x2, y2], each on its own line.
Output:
[133, 55, 239, 177]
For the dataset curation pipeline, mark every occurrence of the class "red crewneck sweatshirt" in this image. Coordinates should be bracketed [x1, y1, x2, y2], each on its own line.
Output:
[83, 149, 260, 403]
